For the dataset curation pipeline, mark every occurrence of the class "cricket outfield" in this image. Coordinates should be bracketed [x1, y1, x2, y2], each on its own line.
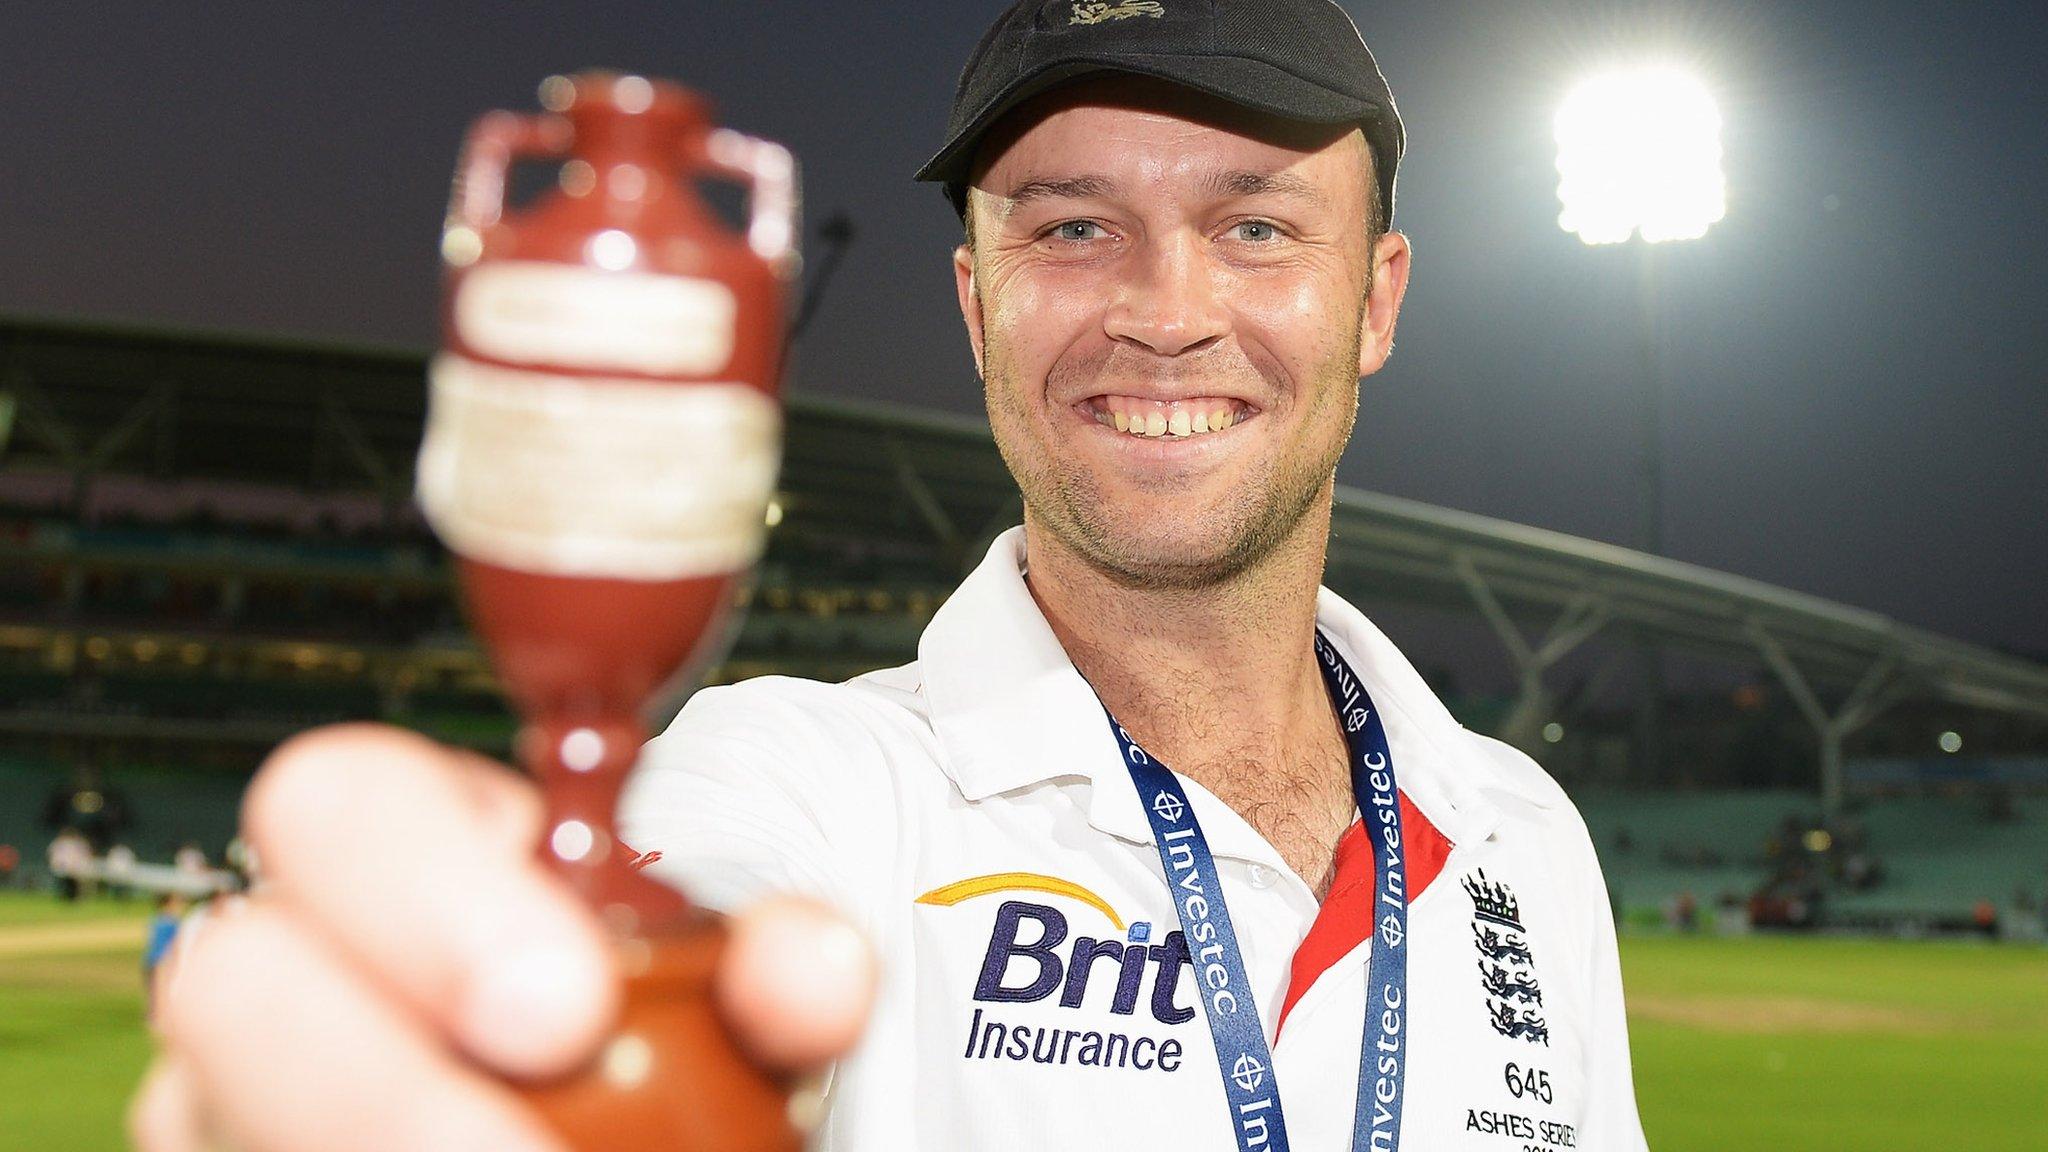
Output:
[0, 892, 2038, 1150]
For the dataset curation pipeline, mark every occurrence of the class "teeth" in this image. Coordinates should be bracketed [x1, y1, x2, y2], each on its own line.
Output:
[1097, 398, 1248, 438]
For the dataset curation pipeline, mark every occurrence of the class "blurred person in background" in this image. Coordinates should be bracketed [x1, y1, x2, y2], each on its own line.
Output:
[144, 892, 190, 1020]
[47, 826, 92, 902]
[173, 840, 208, 881]
[223, 833, 259, 891]
[106, 841, 140, 900]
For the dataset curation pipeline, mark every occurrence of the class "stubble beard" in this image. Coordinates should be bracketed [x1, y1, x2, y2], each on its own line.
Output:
[984, 323, 1363, 593]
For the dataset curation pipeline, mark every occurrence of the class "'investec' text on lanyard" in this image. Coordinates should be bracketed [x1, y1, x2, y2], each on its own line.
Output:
[1101, 631, 1412, 1152]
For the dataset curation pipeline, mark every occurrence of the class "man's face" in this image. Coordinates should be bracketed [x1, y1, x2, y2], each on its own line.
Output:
[955, 78, 1410, 589]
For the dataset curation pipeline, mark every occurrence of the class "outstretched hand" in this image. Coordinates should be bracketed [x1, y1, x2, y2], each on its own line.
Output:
[130, 724, 875, 1152]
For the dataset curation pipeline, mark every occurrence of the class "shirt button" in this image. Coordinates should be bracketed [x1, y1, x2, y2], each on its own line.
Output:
[1247, 863, 1275, 889]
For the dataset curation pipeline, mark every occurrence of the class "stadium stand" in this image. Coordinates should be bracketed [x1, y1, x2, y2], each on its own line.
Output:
[1574, 787, 2048, 933]
[3, 315, 2044, 930]
[1577, 790, 1803, 913]
[0, 758, 242, 866]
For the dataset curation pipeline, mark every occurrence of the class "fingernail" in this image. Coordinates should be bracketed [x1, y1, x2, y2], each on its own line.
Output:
[804, 918, 871, 987]
[462, 939, 610, 1077]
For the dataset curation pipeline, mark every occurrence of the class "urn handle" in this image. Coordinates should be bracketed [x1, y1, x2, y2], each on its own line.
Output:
[445, 111, 572, 237]
[702, 128, 801, 276]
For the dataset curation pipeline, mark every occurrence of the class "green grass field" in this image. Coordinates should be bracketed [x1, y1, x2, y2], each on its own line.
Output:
[0, 891, 2039, 1150]
[0, 891, 156, 1152]
[1623, 933, 2045, 1150]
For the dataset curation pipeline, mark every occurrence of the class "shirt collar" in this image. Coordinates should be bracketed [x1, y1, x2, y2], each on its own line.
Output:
[919, 528, 1517, 858]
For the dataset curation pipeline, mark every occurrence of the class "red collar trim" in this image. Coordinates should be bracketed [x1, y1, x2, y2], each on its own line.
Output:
[1276, 795, 1453, 1033]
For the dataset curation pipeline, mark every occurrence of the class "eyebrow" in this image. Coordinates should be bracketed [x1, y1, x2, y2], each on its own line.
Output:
[998, 175, 1121, 213]
[991, 168, 1323, 218]
[1200, 169, 1323, 205]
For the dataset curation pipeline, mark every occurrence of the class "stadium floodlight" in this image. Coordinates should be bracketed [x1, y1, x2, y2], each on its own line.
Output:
[1555, 66, 1727, 245]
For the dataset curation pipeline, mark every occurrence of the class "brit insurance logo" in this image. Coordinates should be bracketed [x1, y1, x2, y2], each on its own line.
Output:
[915, 871, 1195, 1076]
[1463, 869, 1549, 1046]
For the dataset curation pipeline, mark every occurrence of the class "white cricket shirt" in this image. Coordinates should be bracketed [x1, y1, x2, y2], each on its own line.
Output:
[623, 528, 1649, 1151]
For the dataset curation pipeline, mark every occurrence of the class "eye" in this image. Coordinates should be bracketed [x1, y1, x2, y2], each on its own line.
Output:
[1050, 220, 1105, 242]
[1233, 220, 1280, 242]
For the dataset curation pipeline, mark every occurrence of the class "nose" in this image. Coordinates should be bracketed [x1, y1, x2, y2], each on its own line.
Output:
[1103, 231, 1228, 358]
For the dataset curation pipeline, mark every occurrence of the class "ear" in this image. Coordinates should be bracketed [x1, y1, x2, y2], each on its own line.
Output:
[953, 242, 985, 379]
[1356, 230, 1412, 378]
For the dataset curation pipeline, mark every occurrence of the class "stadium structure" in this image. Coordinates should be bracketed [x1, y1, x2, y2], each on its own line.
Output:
[3, 315, 2046, 933]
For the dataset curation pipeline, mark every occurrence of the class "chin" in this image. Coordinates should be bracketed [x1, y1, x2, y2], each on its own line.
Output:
[1055, 507, 1275, 591]
[1033, 455, 1337, 592]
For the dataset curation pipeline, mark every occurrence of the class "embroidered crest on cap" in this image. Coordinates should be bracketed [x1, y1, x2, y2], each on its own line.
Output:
[1070, 1, 1165, 25]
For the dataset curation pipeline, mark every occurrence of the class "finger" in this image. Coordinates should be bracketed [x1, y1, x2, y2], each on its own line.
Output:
[716, 895, 876, 1070]
[161, 899, 567, 1152]
[241, 723, 615, 1077]
[130, 1055, 210, 1152]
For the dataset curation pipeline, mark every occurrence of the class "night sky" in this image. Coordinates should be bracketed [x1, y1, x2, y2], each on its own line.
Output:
[5, 1, 2043, 655]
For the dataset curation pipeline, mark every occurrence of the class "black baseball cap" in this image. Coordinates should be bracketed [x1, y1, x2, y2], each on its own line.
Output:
[914, 0, 1404, 222]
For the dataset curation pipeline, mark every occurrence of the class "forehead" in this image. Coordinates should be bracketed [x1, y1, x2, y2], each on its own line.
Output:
[967, 76, 1366, 204]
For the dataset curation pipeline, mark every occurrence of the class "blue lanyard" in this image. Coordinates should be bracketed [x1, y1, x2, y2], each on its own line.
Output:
[1102, 631, 1409, 1152]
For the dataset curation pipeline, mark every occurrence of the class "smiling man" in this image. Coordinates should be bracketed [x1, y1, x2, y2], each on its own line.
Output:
[135, 3, 1648, 1151]
[940, 75, 1405, 909]
[625, 2, 1647, 1147]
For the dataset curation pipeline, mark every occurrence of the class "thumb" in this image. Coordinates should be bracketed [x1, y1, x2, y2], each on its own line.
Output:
[714, 896, 876, 1071]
